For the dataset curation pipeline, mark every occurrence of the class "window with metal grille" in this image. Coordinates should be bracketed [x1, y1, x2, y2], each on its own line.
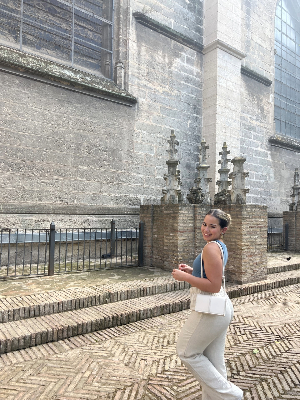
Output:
[274, 0, 300, 139]
[0, 0, 113, 79]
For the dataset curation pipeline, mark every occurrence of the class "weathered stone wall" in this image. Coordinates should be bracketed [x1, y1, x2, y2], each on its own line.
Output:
[202, 0, 244, 193]
[140, 204, 268, 284]
[1, 72, 136, 206]
[133, 0, 203, 42]
[1, 0, 300, 231]
[129, 0, 203, 202]
[0, 0, 203, 229]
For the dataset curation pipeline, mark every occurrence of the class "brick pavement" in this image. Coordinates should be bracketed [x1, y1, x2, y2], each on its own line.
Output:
[0, 256, 299, 399]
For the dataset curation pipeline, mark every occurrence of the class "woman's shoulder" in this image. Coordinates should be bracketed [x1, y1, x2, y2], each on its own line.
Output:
[204, 240, 225, 247]
[203, 241, 221, 254]
[208, 240, 227, 248]
[203, 240, 227, 256]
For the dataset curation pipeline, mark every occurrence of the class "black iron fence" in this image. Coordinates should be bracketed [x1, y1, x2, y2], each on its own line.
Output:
[267, 217, 288, 252]
[0, 220, 144, 279]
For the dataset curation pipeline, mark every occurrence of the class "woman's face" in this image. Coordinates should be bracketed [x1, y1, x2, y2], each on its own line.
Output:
[201, 214, 227, 242]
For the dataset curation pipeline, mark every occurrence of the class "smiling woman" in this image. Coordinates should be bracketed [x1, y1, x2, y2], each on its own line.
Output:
[172, 209, 243, 400]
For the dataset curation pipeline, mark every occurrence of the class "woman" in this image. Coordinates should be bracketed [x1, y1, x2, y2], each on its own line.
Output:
[172, 209, 243, 400]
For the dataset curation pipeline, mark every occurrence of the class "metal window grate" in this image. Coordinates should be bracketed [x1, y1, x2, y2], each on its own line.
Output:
[0, 0, 113, 78]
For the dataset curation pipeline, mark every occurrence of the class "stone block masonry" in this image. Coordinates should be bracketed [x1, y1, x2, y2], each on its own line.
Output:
[140, 204, 268, 284]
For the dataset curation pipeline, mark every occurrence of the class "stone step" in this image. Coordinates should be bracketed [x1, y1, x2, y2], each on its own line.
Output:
[0, 264, 300, 323]
[0, 290, 190, 354]
[0, 267, 299, 354]
[267, 261, 300, 274]
[0, 277, 189, 323]
[0, 269, 300, 354]
[1, 267, 300, 324]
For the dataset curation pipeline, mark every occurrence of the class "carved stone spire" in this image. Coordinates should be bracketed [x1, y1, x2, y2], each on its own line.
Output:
[161, 130, 183, 204]
[229, 157, 249, 204]
[214, 142, 231, 205]
[187, 139, 211, 204]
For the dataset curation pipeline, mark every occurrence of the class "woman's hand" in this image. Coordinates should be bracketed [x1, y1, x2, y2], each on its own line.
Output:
[172, 269, 188, 281]
[178, 264, 193, 274]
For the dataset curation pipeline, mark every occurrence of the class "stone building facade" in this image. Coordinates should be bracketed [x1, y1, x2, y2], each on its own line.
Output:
[0, 0, 299, 229]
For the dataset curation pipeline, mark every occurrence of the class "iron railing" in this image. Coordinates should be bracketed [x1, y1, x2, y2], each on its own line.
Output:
[0, 220, 143, 279]
[267, 222, 288, 252]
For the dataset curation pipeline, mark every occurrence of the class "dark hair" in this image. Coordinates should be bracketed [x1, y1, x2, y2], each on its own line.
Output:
[206, 209, 231, 229]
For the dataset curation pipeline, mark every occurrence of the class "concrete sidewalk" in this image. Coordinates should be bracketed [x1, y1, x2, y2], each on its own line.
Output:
[0, 253, 299, 399]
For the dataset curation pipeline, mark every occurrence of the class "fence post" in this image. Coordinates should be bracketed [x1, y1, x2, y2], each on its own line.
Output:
[110, 219, 116, 257]
[284, 223, 289, 251]
[138, 221, 144, 267]
[48, 222, 55, 276]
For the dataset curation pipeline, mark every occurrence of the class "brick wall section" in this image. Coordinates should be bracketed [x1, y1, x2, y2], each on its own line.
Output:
[140, 204, 268, 284]
[177, 205, 194, 266]
[222, 205, 268, 284]
[139, 206, 153, 268]
[140, 205, 180, 269]
[283, 211, 300, 252]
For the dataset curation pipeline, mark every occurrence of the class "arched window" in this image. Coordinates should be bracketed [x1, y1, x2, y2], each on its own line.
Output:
[0, 0, 113, 79]
[274, 0, 300, 139]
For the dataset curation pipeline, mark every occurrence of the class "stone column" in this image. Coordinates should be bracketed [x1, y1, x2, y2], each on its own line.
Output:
[203, 0, 245, 198]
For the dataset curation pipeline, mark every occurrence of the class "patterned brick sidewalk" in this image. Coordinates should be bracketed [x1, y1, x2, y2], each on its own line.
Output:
[0, 254, 299, 399]
[0, 283, 299, 399]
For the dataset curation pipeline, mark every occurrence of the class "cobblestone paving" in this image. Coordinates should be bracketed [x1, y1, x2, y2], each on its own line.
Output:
[0, 284, 299, 399]
[0, 252, 298, 298]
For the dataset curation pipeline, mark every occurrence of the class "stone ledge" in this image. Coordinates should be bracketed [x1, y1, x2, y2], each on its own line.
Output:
[204, 39, 246, 60]
[0, 45, 137, 106]
[133, 12, 203, 53]
[0, 203, 140, 215]
[241, 66, 272, 86]
[268, 212, 283, 218]
[269, 134, 300, 152]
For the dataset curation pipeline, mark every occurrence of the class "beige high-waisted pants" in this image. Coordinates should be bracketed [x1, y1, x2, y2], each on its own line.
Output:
[177, 291, 243, 400]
